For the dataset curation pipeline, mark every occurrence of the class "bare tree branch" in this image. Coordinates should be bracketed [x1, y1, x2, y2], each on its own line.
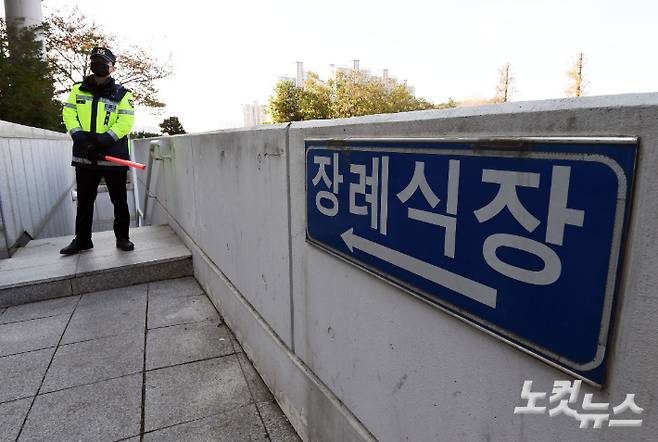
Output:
[43, 7, 171, 107]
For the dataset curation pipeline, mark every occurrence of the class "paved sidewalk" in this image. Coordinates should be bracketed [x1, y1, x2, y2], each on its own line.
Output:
[0, 277, 299, 441]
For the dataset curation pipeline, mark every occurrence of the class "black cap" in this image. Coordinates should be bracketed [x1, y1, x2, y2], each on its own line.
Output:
[90, 47, 116, 64]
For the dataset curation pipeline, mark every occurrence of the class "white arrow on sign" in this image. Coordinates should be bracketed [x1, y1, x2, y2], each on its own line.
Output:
[340, 228, 497, 308]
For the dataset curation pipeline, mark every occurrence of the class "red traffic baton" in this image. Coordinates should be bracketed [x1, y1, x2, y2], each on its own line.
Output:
[103, 155, 146, 170]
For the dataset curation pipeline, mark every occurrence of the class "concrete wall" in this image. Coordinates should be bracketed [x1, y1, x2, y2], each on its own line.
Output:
[133, 93, 658, 442]
[0, 121, 75, 257]
[134, 128, 293, 345]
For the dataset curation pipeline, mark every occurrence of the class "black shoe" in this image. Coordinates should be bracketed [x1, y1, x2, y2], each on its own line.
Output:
[116, 238, 135, 251]
[60, 238, 93, 255]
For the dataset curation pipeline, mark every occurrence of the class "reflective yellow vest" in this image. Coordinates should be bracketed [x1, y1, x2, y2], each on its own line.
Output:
[62, 80, 135, 167]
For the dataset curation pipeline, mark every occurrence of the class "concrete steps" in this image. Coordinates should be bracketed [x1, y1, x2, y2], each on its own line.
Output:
[0, 225, 192, 307]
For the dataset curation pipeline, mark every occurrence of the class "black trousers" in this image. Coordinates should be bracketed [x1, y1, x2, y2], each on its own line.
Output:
[75, 167, 130, 241]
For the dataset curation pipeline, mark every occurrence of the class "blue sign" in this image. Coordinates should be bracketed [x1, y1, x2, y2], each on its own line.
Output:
[305, 138, 637, 386]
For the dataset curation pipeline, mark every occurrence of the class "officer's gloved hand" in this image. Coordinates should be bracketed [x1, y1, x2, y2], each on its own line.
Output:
[83, 142, 102, 164]
[71, 131, 89, 150]
[96, 133, 115, 148]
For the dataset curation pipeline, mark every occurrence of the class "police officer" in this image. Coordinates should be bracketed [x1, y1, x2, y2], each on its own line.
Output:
[60, 47, 136, 255]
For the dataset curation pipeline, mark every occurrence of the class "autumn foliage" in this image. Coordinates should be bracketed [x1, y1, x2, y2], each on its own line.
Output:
[268, 70, 449, 123]
[44, 7, 171, 108]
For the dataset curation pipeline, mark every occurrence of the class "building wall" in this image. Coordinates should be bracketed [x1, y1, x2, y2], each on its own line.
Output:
[132, 94, 658, 442]
[242, 102, 268, 127]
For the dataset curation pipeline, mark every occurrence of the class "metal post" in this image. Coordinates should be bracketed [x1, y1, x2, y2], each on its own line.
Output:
[142, 141, 157, 225]
[4, 0, 43, 29]
[0, 189, 10, 258]
[4, 0, 44, 55]
[129, 142, 143, 227]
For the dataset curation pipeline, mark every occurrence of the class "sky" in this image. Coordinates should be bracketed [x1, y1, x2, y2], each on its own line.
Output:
[4, 0, 658, 132]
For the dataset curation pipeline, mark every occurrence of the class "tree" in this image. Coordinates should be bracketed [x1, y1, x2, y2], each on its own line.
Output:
[159, 116, 186, 135]
[330, 69, 389, 117]
[299, 72, 332, 120]
[268, 69, 446, 123]
[565, 52, 587, 97]
[382, 80, 435, 114]
[438, 97, 458, 109]
[43, 7, 171, 108]
[269, 80, 303, 123]
[492, 62, 514, 103]
[0, 19, 62, 131]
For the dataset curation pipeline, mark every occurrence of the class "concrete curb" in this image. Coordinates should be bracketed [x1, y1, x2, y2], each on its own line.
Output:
[0, 257, 192, 308]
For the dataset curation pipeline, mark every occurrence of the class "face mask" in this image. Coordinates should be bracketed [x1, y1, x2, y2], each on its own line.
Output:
[90, 60, 110, 77]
